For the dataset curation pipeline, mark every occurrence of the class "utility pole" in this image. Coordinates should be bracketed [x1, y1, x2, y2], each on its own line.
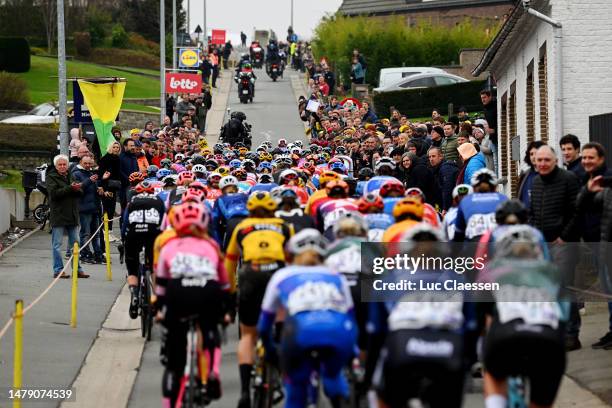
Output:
[291, 0, 294, 32]
[57, 0, 68, 156]
[186, 0, 189, 35]
[172, 0, 177, 70]
[202, 0, 207, 50]
[160, 0, 166, 122]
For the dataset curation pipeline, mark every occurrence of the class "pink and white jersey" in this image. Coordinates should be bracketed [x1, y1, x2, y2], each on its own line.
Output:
[317, 198, 358, 232]
[156, 236, 229, 296]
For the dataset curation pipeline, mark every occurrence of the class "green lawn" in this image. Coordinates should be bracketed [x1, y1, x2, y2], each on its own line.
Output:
[0, 170, 23, 191]
[19, 56, 160, 105]
[122, 102, 160, 113]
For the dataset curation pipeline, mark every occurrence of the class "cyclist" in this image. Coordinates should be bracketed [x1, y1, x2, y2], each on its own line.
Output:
[477, 225, 567, 408]
[305, 170, 340, 215]
[274, 187, 316, 232]
[122, 180, 166, 319]
[258, 228, 357, 408]
[442, 184, 473, 240]
[156, 201, 230, 407]
[314, 180, 359, 239]
[211, 175, 249, 248]
[358, 193, 394, 242]
[382, 197, 423, 243]
[224, 191, 293, 408]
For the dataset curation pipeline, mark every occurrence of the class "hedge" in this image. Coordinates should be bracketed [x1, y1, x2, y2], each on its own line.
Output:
[0, 72, 30, 110]
[86, 48, 159, 69]
[0, 124, 56, 152]
[0, 37, 30, 73]
[372, 80, 486, 119]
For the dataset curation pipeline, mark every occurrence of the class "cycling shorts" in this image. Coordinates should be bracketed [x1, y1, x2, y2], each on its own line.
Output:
[237, 262, 283, 326]
[161, 280, 224, 372]
[374, 329, 465, 408]
[124, 233, 157, 277]
[350, 284, 368, 350]
[483, 319, 566, 407]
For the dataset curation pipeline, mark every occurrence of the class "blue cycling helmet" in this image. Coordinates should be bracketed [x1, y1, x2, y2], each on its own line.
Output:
[329, 161, 347, 174]
[258, 161, 273, 172]
[229, 159, 242, 169]
[156, 168, 172, 180]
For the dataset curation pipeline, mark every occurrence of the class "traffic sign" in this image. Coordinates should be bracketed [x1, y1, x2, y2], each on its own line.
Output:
[179, 48, 200, 68]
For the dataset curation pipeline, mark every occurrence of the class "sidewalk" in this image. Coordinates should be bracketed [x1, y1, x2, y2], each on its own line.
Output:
[204, 64, 233, 141]
[0, 230, 124, 407]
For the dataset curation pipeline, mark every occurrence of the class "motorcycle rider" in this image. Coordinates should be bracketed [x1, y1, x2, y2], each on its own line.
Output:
[265, 38, 282, 76]
[220, 112, 252, 148]
[235, 55, 257, 98]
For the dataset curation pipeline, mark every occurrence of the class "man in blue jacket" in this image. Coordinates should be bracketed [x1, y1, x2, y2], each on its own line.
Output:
[71, 155, 103, 264]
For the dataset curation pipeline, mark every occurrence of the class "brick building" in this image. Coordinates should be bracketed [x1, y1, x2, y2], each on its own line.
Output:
[473, 0, 612, 196]
[338, 0, 514, 27]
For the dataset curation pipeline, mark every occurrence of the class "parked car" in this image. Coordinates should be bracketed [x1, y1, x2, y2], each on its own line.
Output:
[0, 102, 73, 125]
[377, 67, 446, 90]
[373, 72, 468, 93]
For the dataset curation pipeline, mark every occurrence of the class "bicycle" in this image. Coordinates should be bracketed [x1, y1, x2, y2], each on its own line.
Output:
[32, 182, 50, 229]
[175, 315, 208, 408]
[252, 339, 284, 408]
[138, 252, 154, 341]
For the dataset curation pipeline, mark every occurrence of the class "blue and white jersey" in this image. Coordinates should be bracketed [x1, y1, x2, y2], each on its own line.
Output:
[454, 192, 507, 241]
[355, 180, 366, 197]
[363, 176, 396, 196]
[364, 213, 394, 242]
[382, 197, 402, 217]
[260, 265, 354, 317]
[442, 206, 459, 241]
[249, 182, 279, 194]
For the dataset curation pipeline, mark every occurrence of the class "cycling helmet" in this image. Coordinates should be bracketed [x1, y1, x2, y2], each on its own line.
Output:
[247, 191, 278, 212]
[262, 141, 273, 149]
[205, 159, 219, 170]
[129, 172, 145, 183]
[279, 169, 298, 184]
[379, 179, 405, 198]
[191, 154, 205, 165]
[192, 164, 206, 174]
[278, 138, 287, 147]
[258, 162, 273, 172]
[171, 163, 186, 174]
[325, 180, 349, 196]
[322, 147, 332, 154]
[175, 153, 185, 162]
[217, 166, 230, 177]
[259, 152, 273, 162]
[309, 144, 321, 153]
[242, 159, 256, 170]
[146, 165, 159, 177]
[392, 197, 424, 220]
[494, 225, 545, 260]
[182, 189, 204, 203]
[163, 174, 178, 186]
[329, 161, 347, 174]
[358, 193, 384, 213]
[452, 184, 473, 199]
[177, 171, 195, 185]
[294, 141, 303, 148]
[400, 223, 445, 243]
[229, 159, 242, 169]
[302, 162, 315, 173]
[495, 199, 528, 225]
[170, 201, 209, 234]
[134, 180, 155, 194]
[287, 228, 328, 256]
[319, 170, 340, 186]
[156, 168, 172, 180]
[375, 157, 396, 171]
[335, 146, 347, 155]
[358, 167, 375, 181]
[207, 172, 222, 182]
[219, 175, 238, 190]
[332, 212, 368, 239]
[232, 168, 247, 180]
[189, 181, 206, 190]
[471, 168, 498, 187]
[213, 143, 224, 154]
[405, 187, 425, 201]
[258, 174, 274, 184]
[238, 147, 248, 156]
[160, 158, 172, 169]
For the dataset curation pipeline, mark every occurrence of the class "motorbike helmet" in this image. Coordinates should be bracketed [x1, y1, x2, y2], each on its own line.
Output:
[392, 197, 424, 221]
[242, 62, 252, 70]
[287, 228, 328, 256]
[177, 171, 195, 186]
[471, 168, 498, 188]
[219, 175, 239, 191]
[134, 180, 155, 194]
[129, 172, 145, 184]
[358, 167, 375, 181]
[358, 193, 384, 213]
[240, 52, 249, 61]
[495, 199, 528, 225]
[247, 191, 278, 212]
[156, 168, 172, 180]
[379, 179, 405, 198]
[170, 201, 209, 235]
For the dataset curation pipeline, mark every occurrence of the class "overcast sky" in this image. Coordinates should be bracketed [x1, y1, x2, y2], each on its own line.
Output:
[186, 0, 343, 44]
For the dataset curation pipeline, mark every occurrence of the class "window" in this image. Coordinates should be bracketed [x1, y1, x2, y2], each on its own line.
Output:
[434, 76, 460, 86]
[401, 72, 419, 78]
[400, 77, 436, 88]
[526, 61, 535, 143]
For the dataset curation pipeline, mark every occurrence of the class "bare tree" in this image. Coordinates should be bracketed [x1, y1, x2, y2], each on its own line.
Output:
[40, 0, 57, 54]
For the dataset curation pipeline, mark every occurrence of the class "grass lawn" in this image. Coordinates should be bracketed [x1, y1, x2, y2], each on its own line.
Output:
[19, 56, 160, 105]
[0, 170, 24, 191]
[122, 103, 160, 113]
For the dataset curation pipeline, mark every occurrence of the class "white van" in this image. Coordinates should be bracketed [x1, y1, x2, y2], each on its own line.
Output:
[377, 67, 446, 90]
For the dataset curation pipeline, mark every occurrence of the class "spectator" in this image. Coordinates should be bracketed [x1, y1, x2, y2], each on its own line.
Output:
[46, 154, 88, 279]
[317, 76, 330, 96]
[353, 49, 367, 74]
[474, 119, 494, 171]
[211, 49, 219, 88]
[69, 128, 83, 163]
[200, 55, 213, 86]
[241, 31, 247, 47]
[350, 57, 365, 85]
[529, 145, 581, 350]
[574, 142, 612, 350]
[134, 141, 149, 173]
[480, 89, 498, 173]
[111, 127, 122, 143]
[517, 140, 546, 208]
[560, 134, 586, 181]
[222, 40, 233, 69]
[457, 106, 469, 122]
[430, 126, 444, 148]
[119, 139, 139, 210]
[71, 155, 103, 264]
[175, 94, 191, 118]
[404, 149, 435, 203]
[97, 141, 122, 242]
[165, 95, 176, 120]
[440, 122, 459, 164]
[456, 143, 486, 185]
[323, 68, 336, 97]
[428, 146, 459, 213]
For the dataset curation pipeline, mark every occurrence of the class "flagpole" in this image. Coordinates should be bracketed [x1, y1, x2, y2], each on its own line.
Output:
[160, 0, 166, 122]
[57, 0, 68, 155]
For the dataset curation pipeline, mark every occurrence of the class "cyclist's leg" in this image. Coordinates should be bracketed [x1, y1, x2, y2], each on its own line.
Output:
[124, 236, 141, 287]
[197, 281, 224, 399]
[320, 347, 352, 406]
[280, 336, 314, 408]
[161, 318, 188, 407]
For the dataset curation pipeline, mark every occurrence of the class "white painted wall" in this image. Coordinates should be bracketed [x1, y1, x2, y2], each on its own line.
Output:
[0, 188, 26, 234]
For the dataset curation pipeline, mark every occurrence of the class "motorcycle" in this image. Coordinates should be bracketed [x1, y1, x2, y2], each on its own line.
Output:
[268, 63, 281, 82]
[236, 71, 254, 104]
[251, 47, 264, 69]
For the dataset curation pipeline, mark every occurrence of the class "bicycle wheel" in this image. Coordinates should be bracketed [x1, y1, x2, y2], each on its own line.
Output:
[186, 327, 198, 407]
[139, 267, 149, 339]
[33, 205, 48, 224]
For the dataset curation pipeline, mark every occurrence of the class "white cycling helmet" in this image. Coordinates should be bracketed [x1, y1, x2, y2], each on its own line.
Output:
[332, 211, 369, 239]
[471, 168, 498, 187]
[192, 164, 206, 174]
[219, 175, 239, 190]
[287, 228, 328, 256]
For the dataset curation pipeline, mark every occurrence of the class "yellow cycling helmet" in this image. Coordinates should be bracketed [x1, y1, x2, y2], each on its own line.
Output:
[392, 197, 424, 220]
[217, 166, 230, 176]
[238, 147, 248, 156]
[247, 191, 278, 212]
[318, 170, 340, 187]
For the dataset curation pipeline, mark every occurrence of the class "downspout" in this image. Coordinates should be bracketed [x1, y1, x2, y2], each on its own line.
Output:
[522, 1, 563, 141]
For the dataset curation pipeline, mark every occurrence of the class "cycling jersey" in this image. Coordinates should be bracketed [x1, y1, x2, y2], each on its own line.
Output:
[454, 192, 507, 241]
[365, 213, 394, 242]
[249, 182, 279, 193]
[363, 176, 397, 196]
[122, 194, 166, 239]
[442, 206, 459, 240]
[304, 189, 327, 215]
[325, 237, 364, 286]
[211, 193, 249, 244]
[315, 198, 359, 239]
[382, 219, 420, 243]
[153, 228, 177, 271]
[275, 208, 316, 233]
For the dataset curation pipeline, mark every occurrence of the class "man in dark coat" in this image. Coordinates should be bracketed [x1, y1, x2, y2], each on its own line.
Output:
[47, 154, 88, 278]
[72, 155, 103, 263]
[428, 146, 459, 212]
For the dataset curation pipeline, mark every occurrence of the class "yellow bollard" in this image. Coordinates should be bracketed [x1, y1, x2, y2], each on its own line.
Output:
[13, 299, 23, 408]
[103, 213, 112, 281]
[70, 242, 79, 328]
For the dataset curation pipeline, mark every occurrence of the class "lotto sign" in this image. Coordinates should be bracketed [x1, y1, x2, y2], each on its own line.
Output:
[211, 29, 226, 45]
[179, 48, 200, 68]
[165, 73, 202, 93]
